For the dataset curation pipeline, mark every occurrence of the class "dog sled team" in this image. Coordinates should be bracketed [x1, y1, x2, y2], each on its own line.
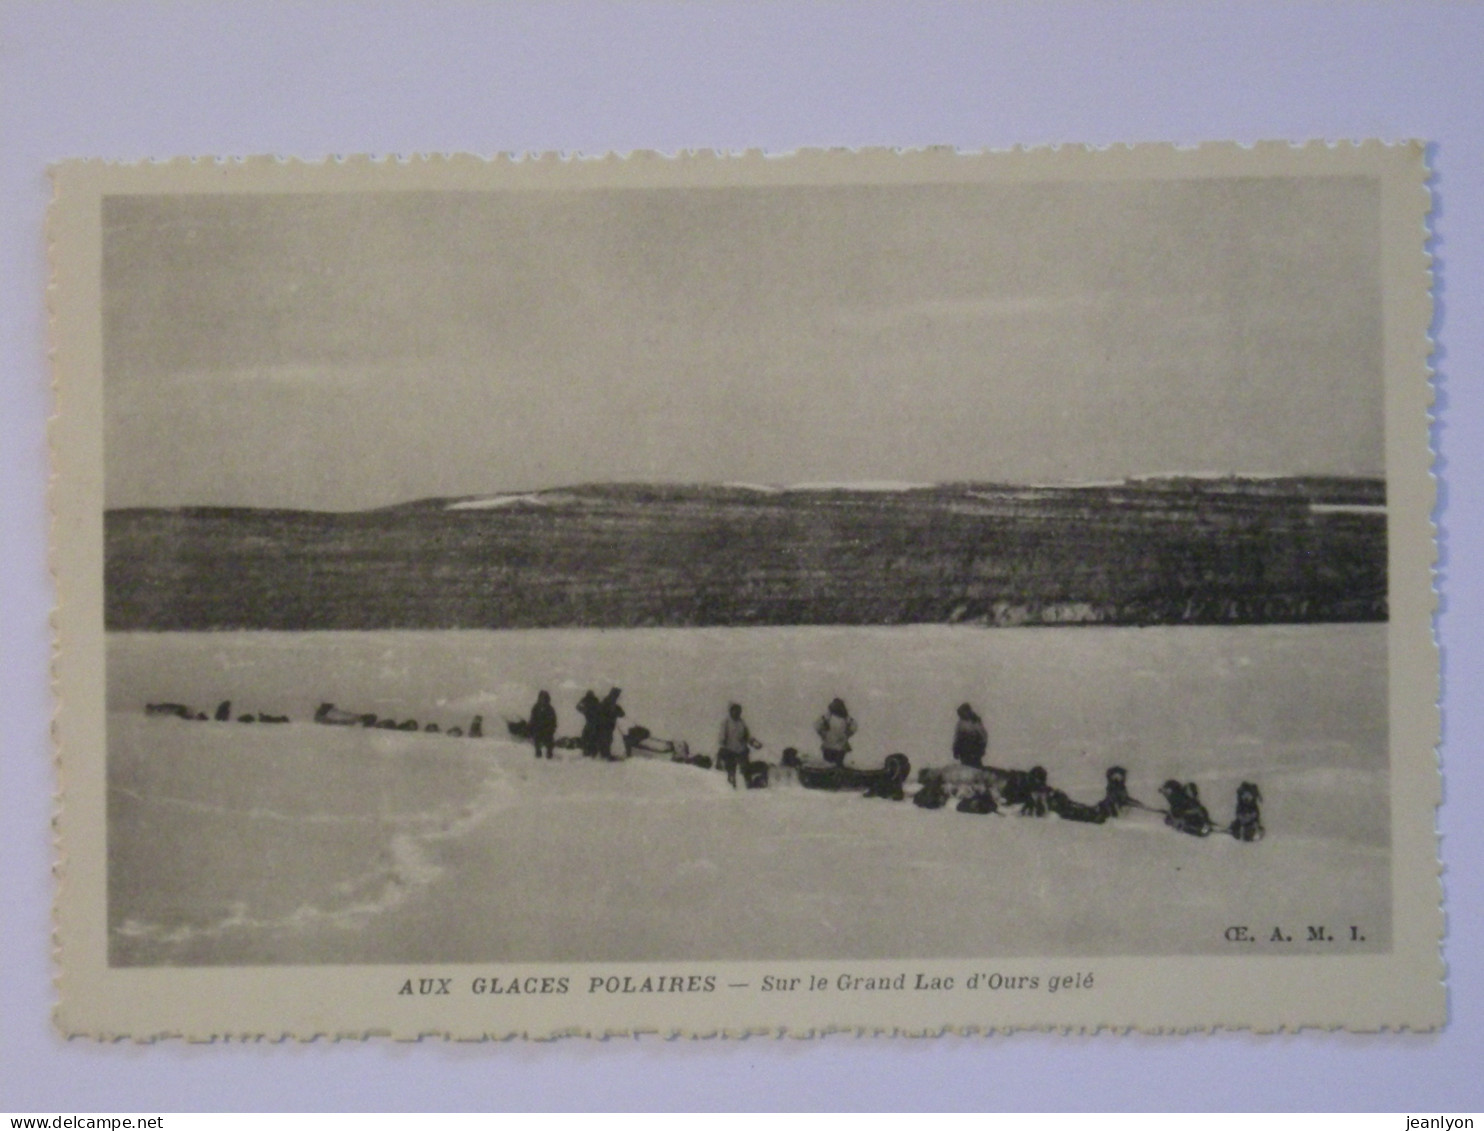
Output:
[146, 698, 489, 737]
[147, 687, 1263, 841]
[916, 701, 1263, 839]
[914, 758, 1264, 841]
[146, 699, 291, 725]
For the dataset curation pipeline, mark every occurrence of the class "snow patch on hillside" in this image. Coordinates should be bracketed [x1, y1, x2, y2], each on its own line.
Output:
[446, 494, 547, 510]
[1310, 503, 1387, 515]
[722, 482, 784, 494]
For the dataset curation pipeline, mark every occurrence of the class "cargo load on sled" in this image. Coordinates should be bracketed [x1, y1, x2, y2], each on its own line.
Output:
[798, 753, 911, 799]
[622, 725, 709, 768]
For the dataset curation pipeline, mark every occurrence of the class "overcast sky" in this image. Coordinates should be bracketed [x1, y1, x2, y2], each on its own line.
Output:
[103, 176, 1383, 510]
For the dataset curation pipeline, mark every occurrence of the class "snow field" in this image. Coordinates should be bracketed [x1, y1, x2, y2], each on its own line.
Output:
[105, 624, 1389, 963]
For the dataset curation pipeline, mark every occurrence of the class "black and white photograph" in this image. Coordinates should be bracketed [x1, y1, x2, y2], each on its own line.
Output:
[98, 154, 1399, 965]
[12, 1, 1484, 1112]
[47, 143, 1439, 1035]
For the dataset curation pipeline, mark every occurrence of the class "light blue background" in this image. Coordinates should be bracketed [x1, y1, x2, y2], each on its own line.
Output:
[2, 2, 1480, 1111]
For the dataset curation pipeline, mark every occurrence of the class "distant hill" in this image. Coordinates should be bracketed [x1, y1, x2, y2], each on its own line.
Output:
[105, 477, 1387, 631]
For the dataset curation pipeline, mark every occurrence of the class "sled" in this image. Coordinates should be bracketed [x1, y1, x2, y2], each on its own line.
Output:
[798, 753, 911, 794]
[314, 702, 364, 726]
[145, 702, 203, 720]
[621, 725, 694, 763]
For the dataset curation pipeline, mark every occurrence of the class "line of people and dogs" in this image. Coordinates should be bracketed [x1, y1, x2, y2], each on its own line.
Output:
[145, 689, 1264, 841]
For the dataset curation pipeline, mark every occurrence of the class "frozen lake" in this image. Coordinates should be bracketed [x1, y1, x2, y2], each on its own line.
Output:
[106, 624, 1390, 964]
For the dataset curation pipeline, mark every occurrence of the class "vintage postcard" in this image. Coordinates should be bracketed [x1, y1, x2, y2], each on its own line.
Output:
[49, 143, 1439, 1038]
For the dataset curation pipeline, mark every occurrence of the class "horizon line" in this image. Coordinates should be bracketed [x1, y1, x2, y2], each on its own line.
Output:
[105, 471, 1388, 515]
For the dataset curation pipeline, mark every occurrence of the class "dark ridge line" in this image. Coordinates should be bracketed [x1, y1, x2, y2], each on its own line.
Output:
[109, 474, 1387, 518]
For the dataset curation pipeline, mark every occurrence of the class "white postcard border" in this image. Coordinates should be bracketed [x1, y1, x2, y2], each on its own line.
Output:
[49, 142, 1440, 1038]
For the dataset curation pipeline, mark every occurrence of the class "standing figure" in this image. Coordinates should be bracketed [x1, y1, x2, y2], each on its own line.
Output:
[813, 698, 857, 767]
[528, 690, 557, 760]
[717, 702, 763, 789]
[576, 690, 601, 758]
[952, 702, 988, 768]
[594, 688, 625, 761]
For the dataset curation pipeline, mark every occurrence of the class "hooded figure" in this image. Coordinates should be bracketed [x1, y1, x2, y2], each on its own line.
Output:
[813, 698, 857, 767]
[576, 691, 601, 758]
[952, 703, 988, 768]
[594, 688, 625, 760]
[529, 690, 557, 759]
[717, 702, 763, 788]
